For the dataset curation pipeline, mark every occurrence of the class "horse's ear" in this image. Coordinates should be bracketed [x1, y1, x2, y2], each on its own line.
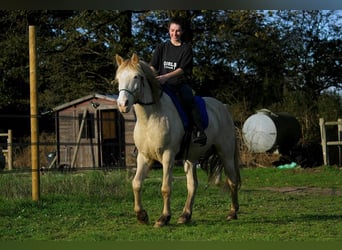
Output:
[131, 53, 139, 65]
[115, 54, 123, 66]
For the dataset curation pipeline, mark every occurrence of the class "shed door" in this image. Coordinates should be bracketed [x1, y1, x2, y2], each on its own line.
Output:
[99, 109, 125, 168]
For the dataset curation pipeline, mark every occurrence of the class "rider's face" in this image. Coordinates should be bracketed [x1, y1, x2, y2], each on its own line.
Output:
[169, 23, 183, 44]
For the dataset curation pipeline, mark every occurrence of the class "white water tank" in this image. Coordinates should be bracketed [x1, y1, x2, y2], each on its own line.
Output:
[242, 109, 301, 154]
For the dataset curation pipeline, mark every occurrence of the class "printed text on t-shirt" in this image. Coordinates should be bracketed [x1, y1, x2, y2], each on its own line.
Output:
[164, 61, 177, 70]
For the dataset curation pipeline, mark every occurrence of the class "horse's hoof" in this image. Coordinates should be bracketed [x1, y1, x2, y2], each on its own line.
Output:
[177, 212, 192, 224]
[226, 211, 238, 221]
[137, 209, 149, 224]
[154, 215, 171, 228]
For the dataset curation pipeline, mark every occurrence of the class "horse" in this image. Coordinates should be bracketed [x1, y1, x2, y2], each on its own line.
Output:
[115, 53, 241, 227]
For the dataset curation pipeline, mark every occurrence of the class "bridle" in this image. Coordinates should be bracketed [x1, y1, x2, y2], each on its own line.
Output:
[118, 75, 162, 106]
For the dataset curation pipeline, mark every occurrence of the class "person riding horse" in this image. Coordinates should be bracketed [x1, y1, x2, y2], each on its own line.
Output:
[115, 53, 240, 227]
[150, 17, 207, 146]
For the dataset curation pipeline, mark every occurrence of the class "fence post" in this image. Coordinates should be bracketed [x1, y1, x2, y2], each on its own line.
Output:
[338, 119, 342, 166]
[7, 129, 12, 170]
[29, 25, 40, 201]
[319, 118, 328, 166]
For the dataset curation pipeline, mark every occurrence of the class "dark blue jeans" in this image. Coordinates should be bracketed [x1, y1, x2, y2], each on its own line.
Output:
[166, 83, 194, 113]
[165, 83, 204, 131]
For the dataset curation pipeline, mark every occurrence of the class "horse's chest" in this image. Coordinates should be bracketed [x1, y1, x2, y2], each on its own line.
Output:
[134, 117, 170, 149]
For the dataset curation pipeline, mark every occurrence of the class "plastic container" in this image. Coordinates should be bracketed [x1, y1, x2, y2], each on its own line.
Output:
[242, 109, 301, 154]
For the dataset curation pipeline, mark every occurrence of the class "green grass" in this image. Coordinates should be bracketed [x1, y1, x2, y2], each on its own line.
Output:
[0, 166, 341, 242]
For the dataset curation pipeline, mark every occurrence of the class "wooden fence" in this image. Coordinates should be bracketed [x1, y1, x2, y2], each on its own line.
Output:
[319, 118, 342, 166]
[0, 129, 13, 170]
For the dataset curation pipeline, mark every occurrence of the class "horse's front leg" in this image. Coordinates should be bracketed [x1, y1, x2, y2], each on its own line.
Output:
[154, 152, 174, 228]
[178, 160, 198, 224]
[132, 153, 151, 224]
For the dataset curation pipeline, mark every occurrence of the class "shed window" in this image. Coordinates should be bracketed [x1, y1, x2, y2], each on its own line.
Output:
[78, 112, 95, 139]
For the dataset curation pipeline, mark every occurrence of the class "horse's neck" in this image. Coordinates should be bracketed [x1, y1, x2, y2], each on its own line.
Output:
[134, 101, 161, 122]
[134, 105, 151, 124]
[134, 95, 169, 125]
[134, 81, 160, 123]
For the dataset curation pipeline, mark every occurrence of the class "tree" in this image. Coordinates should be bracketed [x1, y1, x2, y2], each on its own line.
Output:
[188, 10, 286, 110]
[1, 10, 341, 142]
[0, 10, 30, 110]
[0, 10, 133, 135]
[274, 10, 342, 100]
[269, 10, 342, 141]
[37, 10, 132, 109]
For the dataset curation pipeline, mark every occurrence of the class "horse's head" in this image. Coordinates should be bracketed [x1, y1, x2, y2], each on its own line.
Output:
[115, 53, 144, 113]
[115, 53, 160, 113]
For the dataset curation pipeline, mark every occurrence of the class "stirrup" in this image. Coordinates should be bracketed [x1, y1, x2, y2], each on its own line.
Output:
[193, 131, 207, 146]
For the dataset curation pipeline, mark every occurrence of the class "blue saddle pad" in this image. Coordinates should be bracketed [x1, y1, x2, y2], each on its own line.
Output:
[163, 87, 208, 131]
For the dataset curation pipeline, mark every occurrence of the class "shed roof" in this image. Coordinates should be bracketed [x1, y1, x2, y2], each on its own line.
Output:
[52, 93, 118, 112]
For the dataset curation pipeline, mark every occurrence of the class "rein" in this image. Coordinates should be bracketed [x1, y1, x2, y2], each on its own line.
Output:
[118, 75, 163, 106]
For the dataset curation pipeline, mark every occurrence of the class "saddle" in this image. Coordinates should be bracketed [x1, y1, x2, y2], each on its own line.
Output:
[162, 86, 208, 131]
[162, 86, 209, 159]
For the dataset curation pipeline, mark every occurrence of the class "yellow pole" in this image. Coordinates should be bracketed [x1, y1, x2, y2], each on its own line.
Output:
[29, 25, 40, 201]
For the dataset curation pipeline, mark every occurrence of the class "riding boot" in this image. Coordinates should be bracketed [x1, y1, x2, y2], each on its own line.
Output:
[191, 104, 207, 146]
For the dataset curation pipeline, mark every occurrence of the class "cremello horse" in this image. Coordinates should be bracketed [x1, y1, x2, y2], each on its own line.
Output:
[115, 53, 241, 227]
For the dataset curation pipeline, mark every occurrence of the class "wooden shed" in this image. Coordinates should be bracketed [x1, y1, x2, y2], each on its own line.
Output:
[52, 93, 136, 169]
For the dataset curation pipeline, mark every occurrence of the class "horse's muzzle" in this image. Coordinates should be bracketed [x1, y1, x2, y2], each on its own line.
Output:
[117, 94, 131, 113]
[118, 104, 130, 113]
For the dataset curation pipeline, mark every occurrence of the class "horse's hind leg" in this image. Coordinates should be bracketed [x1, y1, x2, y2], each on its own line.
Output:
[177, 160, 198, 224]
[225, 168, 239, 220]
[225, 158, 240, 220]
[220, 146, 240, 221]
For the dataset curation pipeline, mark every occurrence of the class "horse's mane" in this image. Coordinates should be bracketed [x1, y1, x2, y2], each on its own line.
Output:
[138, 60, 161, 103]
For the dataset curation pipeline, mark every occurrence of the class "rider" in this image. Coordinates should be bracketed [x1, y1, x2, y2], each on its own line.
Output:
[150, 17, 207, 146]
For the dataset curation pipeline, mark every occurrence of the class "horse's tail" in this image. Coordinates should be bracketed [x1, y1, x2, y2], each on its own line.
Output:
[199, 129, 241, 189]
[198, 145, 222, 185]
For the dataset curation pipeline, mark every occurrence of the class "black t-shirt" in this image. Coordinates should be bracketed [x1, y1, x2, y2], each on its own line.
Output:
[150, 41, 193, 86]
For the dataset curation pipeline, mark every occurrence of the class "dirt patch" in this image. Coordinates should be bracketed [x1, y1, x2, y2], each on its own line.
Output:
[258, 186, 342, 196]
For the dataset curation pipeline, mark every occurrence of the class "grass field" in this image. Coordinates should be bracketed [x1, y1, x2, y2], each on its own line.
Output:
[0, 166, 341, 242]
